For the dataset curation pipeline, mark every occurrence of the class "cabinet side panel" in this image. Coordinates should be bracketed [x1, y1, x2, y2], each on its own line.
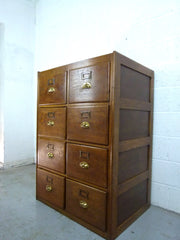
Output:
[118, 146, 148, 184]
[117, 180, 147, 225]
[120, 66, 150, 102]
[116, 54, 154, 235]
[119, 110, 149, 141]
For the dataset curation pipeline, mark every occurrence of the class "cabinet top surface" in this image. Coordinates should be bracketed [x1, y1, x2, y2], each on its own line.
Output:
[38, 51, 154, 76]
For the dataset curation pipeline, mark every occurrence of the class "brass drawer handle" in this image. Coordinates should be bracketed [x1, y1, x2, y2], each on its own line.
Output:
[48, 152, 54, 158]
[80, 121, 90, 129]
[79, 200, 88, 209]
[48, 87, 55, 93]
[79, 161, 89, 169]
[47, 120, 54, 126]
[46, 185, 52, 192]
[81, 82, 91, 89]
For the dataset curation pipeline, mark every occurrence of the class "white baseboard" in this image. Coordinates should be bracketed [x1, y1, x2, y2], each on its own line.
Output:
[2, 158, 35, 169]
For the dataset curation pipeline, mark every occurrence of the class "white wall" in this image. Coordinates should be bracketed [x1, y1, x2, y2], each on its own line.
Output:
[35, 0, 180, 213]
[0, 0, 36, 167]
[0, 23, 5, 164]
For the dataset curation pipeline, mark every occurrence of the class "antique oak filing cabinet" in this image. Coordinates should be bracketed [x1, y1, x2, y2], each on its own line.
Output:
[36, 51, 154, 240]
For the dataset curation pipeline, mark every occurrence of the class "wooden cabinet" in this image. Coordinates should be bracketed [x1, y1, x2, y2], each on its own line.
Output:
[38, 137, 65, 173]
[67, 104, 109, 145]
[38, 107, 66, 138]
[36, 51, 154, 240]
[66, 179, 107, 231]
[38, 67, 66, 105]
[66, 143, 108, 187]
[37, 168, 65, 209]
[69, 61, 109, 103]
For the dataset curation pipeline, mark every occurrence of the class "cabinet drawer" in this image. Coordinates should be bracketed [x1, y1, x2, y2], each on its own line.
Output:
[66, 179, 106, 231]
[38, 68, 66, 104]
[38, 137, 65, 173]
[67, 105, 108, 145]
[38, 107, 66, 138]
[66, 143, 107, 187]
[37, 168, 65, 209]
[69, 62, 110, 103]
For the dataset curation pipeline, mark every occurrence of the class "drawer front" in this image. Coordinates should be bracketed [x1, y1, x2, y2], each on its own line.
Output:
[37, 168, 65, 209]
[38, 107, 66, 138]
[67, 105, 108, 145]
[66, 179, 106, 231]
[38, 137, 65, 173]
[69, 62, 110, 103]
[66, 143, 107, 187]
[38, 69, 66, 104]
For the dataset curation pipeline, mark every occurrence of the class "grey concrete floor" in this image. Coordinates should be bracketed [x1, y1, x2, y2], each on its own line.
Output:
[0, 164, 179, 240]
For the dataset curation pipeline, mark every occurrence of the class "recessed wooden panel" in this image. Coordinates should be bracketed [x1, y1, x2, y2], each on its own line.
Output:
[38, 107, 66, 139]
[38, 68, 66, 104]
[38, 137, 65, 173]
[119, 110, 149, 141]
[66, 143, 108, 188]
[66, 179, 107, 231]
[118, 146, 148, 184]
[117, 180, 147, 225]
[67, 105, 108, 145]
[120, 65, 150, 102]
[37, 168, 65, 209]
[69, 62, 109, 103]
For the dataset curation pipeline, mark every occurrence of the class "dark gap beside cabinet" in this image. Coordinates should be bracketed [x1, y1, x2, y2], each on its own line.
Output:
[117, 180, 147, 225]
[118, 146, 148, 184]
[120, 65, 150, 102]
[119, 110, 149, 141]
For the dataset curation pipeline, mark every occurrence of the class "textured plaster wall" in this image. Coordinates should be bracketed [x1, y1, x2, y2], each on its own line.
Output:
[0, 0, 36, 167]
[0, 23, 5, 164]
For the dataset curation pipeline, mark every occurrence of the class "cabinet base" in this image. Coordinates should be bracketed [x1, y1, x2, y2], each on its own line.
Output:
[36, 196, 150, 240]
